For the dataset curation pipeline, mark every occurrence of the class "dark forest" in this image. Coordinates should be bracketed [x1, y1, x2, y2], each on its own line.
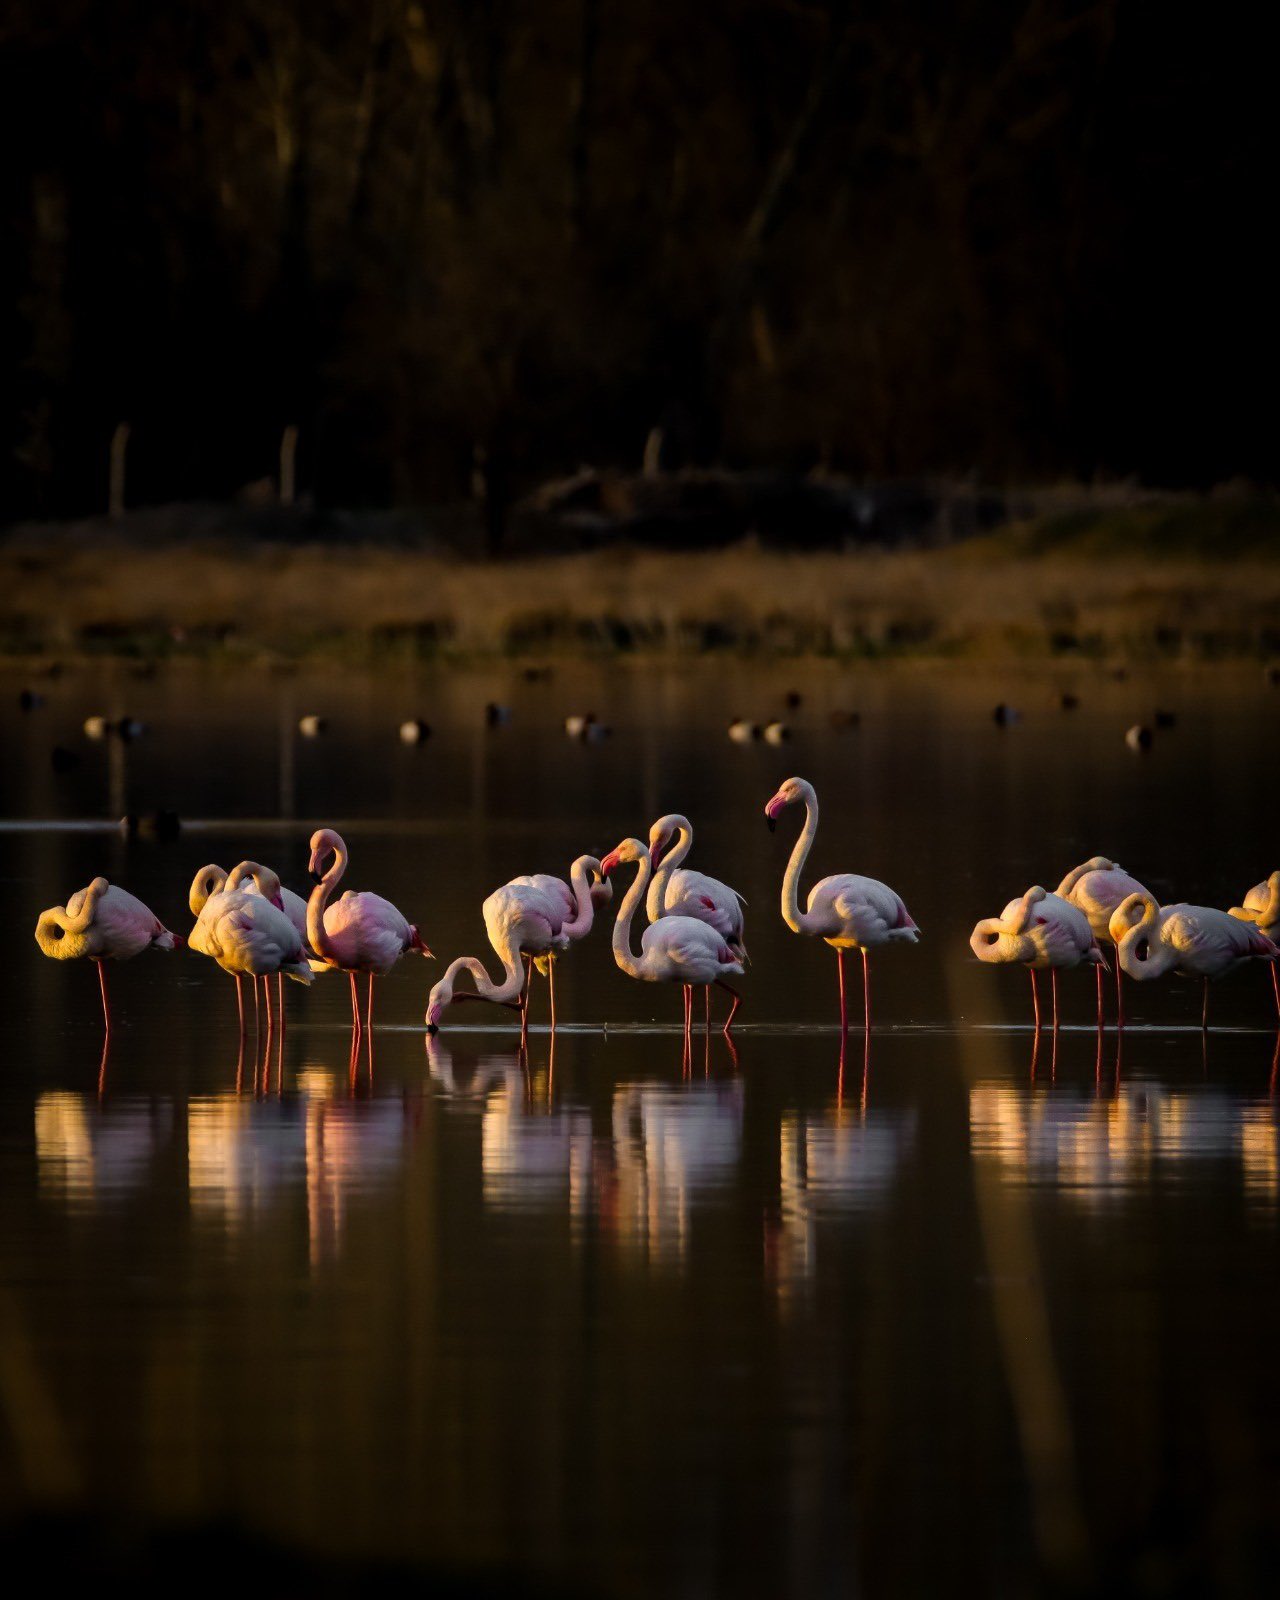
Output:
[1, 0, 1271, 520]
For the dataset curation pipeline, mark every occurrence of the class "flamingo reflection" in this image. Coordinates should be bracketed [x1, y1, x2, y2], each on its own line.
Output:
[35, 1092, 174, 1205]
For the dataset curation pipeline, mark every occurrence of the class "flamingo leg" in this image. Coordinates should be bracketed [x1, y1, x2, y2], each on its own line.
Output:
[682, 983, 692, 1035]
[253, 976, 261, 1040]
[1030, 968, 1042, 1032]
[264, 973, 273, 1035]
[1115, 958, 1124, 1028]
[1096, 963, 1104, 1031]
[1202, 978, 1210, 1032]
[277, 971, 285, 1034]
[837, 949, 847, 1035]
[348, 971, 362, 1036]
[95, 959, 111, 1035]
[548, 958, 557, 1032]
[367, 973, 375, 1036]
[1271, 962, 1280, 1020]
[1051, 969, 1060, 1033]
[862, 949, 871, 1033]
[235, 974, 245, 1034]
[704, 987, 711, 1029]
[715, 978, 741, 1036]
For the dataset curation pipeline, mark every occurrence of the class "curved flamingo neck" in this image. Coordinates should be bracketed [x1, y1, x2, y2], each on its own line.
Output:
[306, 846, 346, 965]
[614, 852, 652, 978]
[647, 818, 692, 923]
[67, 878, 107, 934]
[444, 949, 524, 1005]
[559, 856, 598, 941]
[780, 786, 822, 935]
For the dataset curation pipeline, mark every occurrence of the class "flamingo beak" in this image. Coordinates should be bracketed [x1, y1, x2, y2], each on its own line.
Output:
[649, 836, 666, 869]
[600, 849, 621, 877]
[764, 795, 784, 831]
[272, 893, 285, 911]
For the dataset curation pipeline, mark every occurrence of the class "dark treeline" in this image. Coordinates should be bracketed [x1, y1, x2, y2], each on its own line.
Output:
[0, 0, 1271, 522]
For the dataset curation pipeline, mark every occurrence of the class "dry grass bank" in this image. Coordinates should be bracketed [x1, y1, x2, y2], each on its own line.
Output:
[3, 537, 1279, 662]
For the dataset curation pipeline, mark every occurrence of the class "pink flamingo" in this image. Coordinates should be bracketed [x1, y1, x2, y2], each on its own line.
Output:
[190, 873, 314, 1033]
[307, 828, 432, 1036]
[600, 837, 745, 1035]
[646, 814, 748, 958]
[970, 886, 1108, 1030]
[764, 777, 918, 1033]
[1056, 856, 1153, 1024]
[1229, 872, 1280, 1013]
[34, 878, 181, 1034]
[426, 878, 570, 1038]
[191, 859, 317, 1024]
[1109, 891, 1280, 1029]
[507, 855, 611, 1026]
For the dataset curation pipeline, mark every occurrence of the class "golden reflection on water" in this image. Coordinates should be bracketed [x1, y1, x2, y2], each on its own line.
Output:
[970, 1081, 1280, 1209]
[35, 1091, 171, 1203]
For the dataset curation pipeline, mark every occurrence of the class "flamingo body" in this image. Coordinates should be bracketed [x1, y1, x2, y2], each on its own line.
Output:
[1110, 895, 1279, 983]
[646, 813, 747, 958]
[190, 890, 314, 983]
[1231, 872, 1280, 940]
[1055, 857, 1152, 945]
[35, 879, 178, 963]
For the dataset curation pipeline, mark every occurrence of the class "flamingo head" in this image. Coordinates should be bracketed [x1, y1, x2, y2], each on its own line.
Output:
[600, 838, 647, 878]
[587, 861, 614, 909]
[188, 864, 228, 917]
[1109, 892, 1169, 980]
[425, 975, 452, 1031]
[764, 777, 806, 831]
[647, 814, 684, 869]
[969, 915, 1034, 967]
[308, 827, 345, 882]
[409, 926, 434, 959]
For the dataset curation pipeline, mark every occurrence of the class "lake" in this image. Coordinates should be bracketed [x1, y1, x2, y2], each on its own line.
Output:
[3, 657, 1279, 1595]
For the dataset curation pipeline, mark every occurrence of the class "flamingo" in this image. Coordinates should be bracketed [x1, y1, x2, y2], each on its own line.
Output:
[307, 828, 432, 1036]
[190, 877, 314, 1034]
[190, 861, 314, 1028]
[34, 878, 181, 1033]
[426, 880, 568, 1037]
[1056, 856, 1154, 1025]
[600, 837, 744, 1035]
[506, 855, 612, 1027]
[1229, 872, 1280, 1013]
[646, 813, 747, 1026]
[764, 776, 919, 1033]
[1108, 892, 1280, 1029]
[970, 887, 1108, 1030]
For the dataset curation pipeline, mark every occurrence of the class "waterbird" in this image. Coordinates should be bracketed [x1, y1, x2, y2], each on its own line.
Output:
[763, 720, 790, 745]
[485, 702, 512, 728]
[646, 813, 747, 964]
[1059, 692, 1080, 711]
[1056, 855, 1155, 1024]
[1229, 872, 1280, 1012]
[399, 718, 432, 744]
[120, 809, 181, 842]
[727, 718, 760, 744]
[307, 827, 432, 1035]
[506, 855, 613, 1024]
[191, 859, 315, 1027]
[427, 877, 578, 1037]
[34, 878, 181, 1034]
[970, 887, 1107, 1030]
[83, 715, 109, 739]
[1125, 723, 1153, 751]
[298, 714, 327, 738]
[764, 776, 919, 1033]
[1108, 892, 1280, 1029]
[992, 703, 1021, 727]
[600, 838, 744, 1035]
[190, 869, 314, 1034]
[1154, 709, 1178, 729]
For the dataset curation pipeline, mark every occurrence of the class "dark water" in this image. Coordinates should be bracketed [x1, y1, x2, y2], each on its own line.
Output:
[3, 660, 1280, 1595]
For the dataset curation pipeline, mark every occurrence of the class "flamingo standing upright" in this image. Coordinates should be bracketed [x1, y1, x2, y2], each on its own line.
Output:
[190, 877, 314, 1034]
[191, 860, 316, 1025]
[647, 813, 747, 1026]
[1229, 871, 1280, 1013]
[1056, 856, 1153, 1025]
[34, 878, 181, 1033]
[970, 886, 1108, 1030]
[764, 777, 919, 1033]
[426, 879, 570, 1038]
[506, 855, 612, 1027]
[307, 828, 432, 1037]
[1109, 892, 1280, 1028]
[600, 837, 744, 1035]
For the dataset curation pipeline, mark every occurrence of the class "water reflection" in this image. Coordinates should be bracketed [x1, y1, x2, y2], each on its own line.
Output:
[35, 1091, 174, 1205]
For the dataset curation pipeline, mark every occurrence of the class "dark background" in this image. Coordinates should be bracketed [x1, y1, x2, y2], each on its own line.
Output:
[0, 0, 1272, 519]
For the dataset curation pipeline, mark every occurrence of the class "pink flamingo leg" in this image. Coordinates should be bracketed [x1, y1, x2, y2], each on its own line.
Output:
[1030, 969, 1042, 1032]
[1271, 963, 1280, 1020]
[264, 974, 273, 1035]
[548, 958, 557, 1032]
[253, 976, 261, 1040]
[682, 983, 692, 1035]
[348, 971, 362, 1036]
[715, 978, 741, 1036]
[837, 949, 847, 1035]
[1096, 964, 1104, 1030]
[1051, 969, 1060, 1033]
[704, 987, 711, 1029]
[862, 949, 871, 1033]
[277, 972, 285, 1034]
[1201, 978, 1210, 1032]
[366, 973, 375, 1035]
[235, 974, 245, 1034]
[1115, 959, 1124, 1028]
[95, 959, 111, 1035]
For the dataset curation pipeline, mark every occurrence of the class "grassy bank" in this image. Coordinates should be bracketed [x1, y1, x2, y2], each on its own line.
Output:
[4, 501, 1279, 664]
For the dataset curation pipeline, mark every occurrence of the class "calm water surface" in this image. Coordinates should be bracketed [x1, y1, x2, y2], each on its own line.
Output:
[2, 660, 1279, 1595]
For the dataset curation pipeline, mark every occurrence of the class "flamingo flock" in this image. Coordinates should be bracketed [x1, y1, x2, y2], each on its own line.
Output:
[32, 780, 1280, 1042]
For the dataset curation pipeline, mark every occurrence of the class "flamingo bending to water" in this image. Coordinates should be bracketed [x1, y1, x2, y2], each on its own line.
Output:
[307, 828, 432, 1035]
[601, 838, 744, 1035]
[970, 887, 1107, 1030]
[764, 777, 918, 1033]
[34, 878, 181, 1033]
[1109, 892, 1280, 1029]
[426, 879, 569, 1036]
[1056, 856, 1153, 1024]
